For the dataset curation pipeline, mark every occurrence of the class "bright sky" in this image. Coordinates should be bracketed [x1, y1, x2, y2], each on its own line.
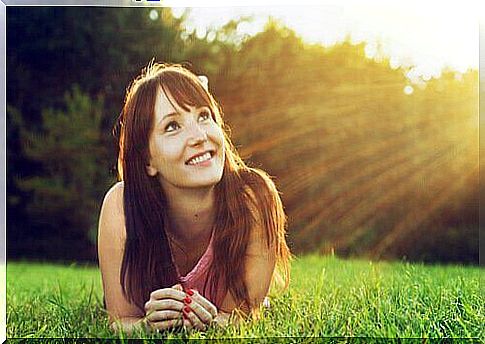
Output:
[165, 0, 481, 81]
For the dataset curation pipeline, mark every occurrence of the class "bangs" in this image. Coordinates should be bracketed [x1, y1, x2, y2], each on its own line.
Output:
[158, 71, 214, 115]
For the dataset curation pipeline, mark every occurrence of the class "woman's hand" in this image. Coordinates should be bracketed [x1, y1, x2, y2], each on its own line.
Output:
[181, 288, 218, 331]
[144, 284, 219, 332]
[144, 284, 191, 332]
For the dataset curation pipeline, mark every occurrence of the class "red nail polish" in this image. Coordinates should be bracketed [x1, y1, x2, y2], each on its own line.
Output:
[186, 289, 194, 296]
[184, 297, 192, 304]
[183, 306, 191, 313]
[183, 313, 188, 319]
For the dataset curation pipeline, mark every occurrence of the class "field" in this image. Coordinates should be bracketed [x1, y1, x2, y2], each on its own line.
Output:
[6, 255, 484, 341]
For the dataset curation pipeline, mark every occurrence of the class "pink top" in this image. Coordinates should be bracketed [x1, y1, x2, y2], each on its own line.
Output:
[175, 230, 271, 311]
[176, 230, 227, 308]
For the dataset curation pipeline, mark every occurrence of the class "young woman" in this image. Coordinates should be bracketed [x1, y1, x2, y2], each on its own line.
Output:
[98, 63, 291, 334]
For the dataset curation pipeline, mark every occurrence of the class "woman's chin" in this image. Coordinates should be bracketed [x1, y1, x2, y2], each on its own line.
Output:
[182, 164, 223, 187]
[175, 170, 222, 189]
[189, 175, 223, 189]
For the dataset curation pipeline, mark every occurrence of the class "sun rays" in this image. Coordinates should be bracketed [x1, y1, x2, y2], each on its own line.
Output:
[224, 63, 478, 257]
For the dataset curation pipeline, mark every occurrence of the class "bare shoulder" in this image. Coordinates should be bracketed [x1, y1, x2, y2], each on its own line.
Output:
[98, 181, 142, 318]
[244, 169, 278, 198]
[243, 169, 284, 252]
[243, 169, 278, 217]
[243, 179, 270, 249]
[103, 181, 124, 209]
[99, 181, 126, 243]
[243, 184, 261, 223]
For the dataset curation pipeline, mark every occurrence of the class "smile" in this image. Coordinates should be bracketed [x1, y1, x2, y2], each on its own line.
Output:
[186, 151, 214, 165]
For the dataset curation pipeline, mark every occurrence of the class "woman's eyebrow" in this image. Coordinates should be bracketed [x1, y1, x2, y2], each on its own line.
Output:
[196, 106, 211, 112]
[158, 112, 179, 126]
[163, 112, 179, 120]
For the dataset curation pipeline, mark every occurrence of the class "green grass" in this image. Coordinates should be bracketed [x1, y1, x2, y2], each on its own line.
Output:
[6, 255, 484, 341]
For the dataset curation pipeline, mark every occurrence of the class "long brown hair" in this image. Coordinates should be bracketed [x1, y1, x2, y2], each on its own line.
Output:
[117, 62, 291, 313]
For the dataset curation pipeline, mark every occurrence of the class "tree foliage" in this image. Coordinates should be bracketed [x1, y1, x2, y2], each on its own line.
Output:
[7, 8, 478, 263]
[212, 21, 478, 264]
[7, 7, 187, 260]
[10, 86, 105, 260]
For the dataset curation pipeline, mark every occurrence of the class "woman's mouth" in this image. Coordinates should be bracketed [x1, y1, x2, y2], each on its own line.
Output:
[186, 151, 214, 166]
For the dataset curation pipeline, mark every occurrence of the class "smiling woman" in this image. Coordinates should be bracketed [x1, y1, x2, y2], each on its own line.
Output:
[97, 62, 292, 334]
[146, 91, 225, 190]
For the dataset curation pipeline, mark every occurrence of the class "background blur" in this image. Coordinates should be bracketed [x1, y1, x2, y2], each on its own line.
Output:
[6, 6, 479, 264]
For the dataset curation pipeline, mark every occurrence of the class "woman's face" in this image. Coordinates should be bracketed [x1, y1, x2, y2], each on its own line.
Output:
[146, 87, 225, 191]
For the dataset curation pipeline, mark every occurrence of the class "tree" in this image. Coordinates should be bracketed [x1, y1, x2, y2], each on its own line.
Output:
[7, 7, 188, 260]
[10, 86, 107, 260]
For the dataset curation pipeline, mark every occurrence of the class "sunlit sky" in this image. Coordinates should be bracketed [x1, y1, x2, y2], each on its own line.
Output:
[162, 0, 481, 80]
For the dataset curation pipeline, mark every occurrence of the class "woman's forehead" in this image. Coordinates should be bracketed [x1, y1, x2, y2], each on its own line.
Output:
[154, 87, 208, 119]
[154, 88, 178, 118]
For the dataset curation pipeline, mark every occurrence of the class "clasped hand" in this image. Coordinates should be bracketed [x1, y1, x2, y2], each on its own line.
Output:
[144, 284, 218, 332]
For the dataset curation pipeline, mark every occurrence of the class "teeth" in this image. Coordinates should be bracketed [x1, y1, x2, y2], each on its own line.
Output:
[187, 152, 211, 165]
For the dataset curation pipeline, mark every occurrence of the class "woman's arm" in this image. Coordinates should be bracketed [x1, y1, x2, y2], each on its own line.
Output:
[98, 182, 147, 333]
[216, 198, 277, 323]
[99, 182, 191, 334]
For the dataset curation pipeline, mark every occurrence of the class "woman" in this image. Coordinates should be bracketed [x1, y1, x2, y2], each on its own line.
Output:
[98, 62, 291, 334]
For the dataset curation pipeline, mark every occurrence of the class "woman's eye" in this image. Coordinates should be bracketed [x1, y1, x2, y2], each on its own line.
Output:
[199, 111, 211, 122]
[165, 121, 180, 132]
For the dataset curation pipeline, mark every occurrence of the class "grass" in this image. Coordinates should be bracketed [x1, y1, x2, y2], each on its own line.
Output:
[6, 255, 484, 341]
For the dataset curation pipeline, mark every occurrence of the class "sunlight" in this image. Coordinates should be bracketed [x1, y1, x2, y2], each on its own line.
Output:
[403, 86, 413, 95]
[149, 9, 159, 21]
[170, 0, 480, 79]
[226, 70, 478, 255]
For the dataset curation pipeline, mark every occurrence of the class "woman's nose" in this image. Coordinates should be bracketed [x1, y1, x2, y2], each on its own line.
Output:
[187, 123, 208, 146]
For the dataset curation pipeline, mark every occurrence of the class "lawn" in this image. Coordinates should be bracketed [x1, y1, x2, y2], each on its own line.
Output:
[6, 255, 484, 341]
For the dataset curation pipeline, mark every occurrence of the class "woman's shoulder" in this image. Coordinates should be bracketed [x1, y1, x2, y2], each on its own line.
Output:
[99, 181, 126, 242]
[101, 181, 125, 222]
[242, 168, 279, 200]
[241, 169, 282, 250]
[241, 168, 281, 219]
[103, 181, 124, 206]
[106, 180, 124, 196]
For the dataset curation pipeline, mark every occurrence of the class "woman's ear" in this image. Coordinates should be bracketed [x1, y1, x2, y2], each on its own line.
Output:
[146, 164, 158, 177]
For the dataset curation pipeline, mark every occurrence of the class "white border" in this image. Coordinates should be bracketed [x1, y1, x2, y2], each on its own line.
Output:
[1, 0, 6, 342]
[1, 2, 483, 343]
[480, 22, 484, 267]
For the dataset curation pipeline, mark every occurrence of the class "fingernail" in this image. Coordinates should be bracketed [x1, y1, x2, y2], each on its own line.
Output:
[183, 297, 192, 304]
[183, 312, 189, 319]
[186, 289, 194, 296]
[183, 306, 191, 313]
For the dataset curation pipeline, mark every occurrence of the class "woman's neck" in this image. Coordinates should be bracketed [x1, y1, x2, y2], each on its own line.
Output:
[164, 185, 216, 245]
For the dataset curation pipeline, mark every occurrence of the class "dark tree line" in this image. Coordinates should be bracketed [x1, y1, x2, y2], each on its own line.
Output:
[7, 7, 187, 260]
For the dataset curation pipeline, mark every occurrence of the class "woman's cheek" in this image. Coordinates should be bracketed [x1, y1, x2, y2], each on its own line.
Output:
[153, 137, 180, 163]
[211, 126, 225, 145]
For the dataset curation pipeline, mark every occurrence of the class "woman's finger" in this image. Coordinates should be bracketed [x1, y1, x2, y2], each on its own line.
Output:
[145, 310, 181, 322]
[145, 299, 184, 313]
[172, 284, 184, 291]
[186, 289, 218, 318]
[182, 305, 208, 331]
[183, 298, 213, 324]
[149, 287, 186, 302]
